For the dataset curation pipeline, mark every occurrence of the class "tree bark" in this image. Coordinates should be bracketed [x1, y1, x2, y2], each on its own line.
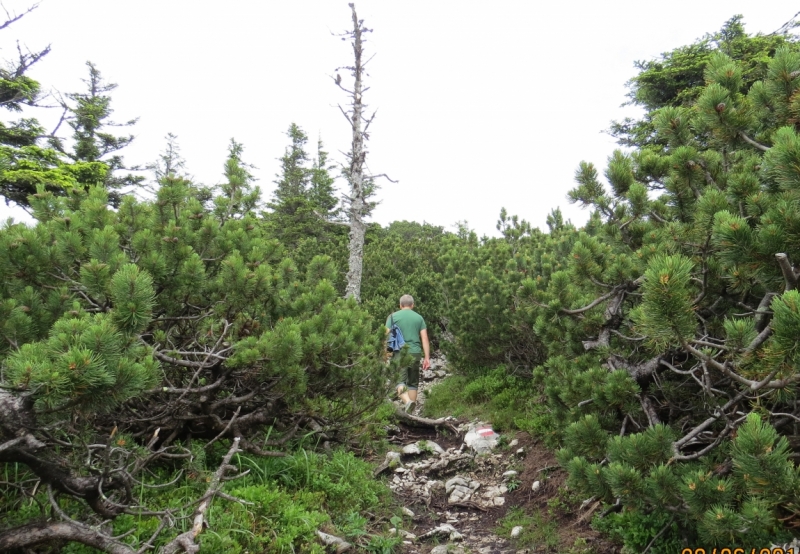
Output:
[0, 521, 136, 554]
[343, 3, 367, 302]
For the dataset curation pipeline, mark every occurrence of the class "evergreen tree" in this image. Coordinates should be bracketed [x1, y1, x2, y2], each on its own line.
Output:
[610, 15, 796, 148]
[267, 124, 340, 246]
[52, 61, 142, 204]
[309, 136, 339, 220]
[214, 138, 260, 220]
[0, 5, 92, 208]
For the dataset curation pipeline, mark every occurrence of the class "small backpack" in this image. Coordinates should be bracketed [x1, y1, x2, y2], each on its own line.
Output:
[387, 314, 406, 352]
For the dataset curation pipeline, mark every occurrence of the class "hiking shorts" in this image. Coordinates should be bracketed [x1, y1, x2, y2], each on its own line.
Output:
[396, 353, 423, 391]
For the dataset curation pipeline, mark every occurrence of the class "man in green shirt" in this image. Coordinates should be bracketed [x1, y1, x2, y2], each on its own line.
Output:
[386, 294, 430, 413]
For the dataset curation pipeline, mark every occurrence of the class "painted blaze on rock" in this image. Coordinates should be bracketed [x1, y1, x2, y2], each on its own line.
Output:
[463, 423, 500, 454]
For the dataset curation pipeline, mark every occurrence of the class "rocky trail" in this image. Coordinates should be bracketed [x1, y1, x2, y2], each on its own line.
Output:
[374, 366, 617, 554]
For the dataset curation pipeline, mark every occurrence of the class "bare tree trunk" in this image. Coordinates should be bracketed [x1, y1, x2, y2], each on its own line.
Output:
[341, 3, 369, 302]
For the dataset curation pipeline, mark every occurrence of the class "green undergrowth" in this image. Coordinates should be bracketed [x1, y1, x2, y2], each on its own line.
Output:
[424, 365, 557, 442]
[592, 510, 682, 554]
[52, 445, 401, 554]
[497, 507, 559, 550]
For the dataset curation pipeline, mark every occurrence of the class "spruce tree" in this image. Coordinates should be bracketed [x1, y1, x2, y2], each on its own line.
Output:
[267, 124, 340, 246]
[53, 62, 143, 204]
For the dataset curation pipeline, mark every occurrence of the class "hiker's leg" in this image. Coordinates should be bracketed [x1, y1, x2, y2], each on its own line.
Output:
[397, 360, 411, 403]
[397, 386, 410, 404]
[405, 354, 422, 403]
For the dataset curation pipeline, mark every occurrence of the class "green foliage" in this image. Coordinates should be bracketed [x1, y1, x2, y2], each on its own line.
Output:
[424, 366, 537, 430]
[266, 123, 342, 247]
[4, 308, 158, 411]
[594, 510, 681, 554]
[496, 507, 559, 550]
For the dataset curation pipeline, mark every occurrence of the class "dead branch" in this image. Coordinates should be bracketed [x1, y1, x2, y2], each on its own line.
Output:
[775, 253, 799, 291]
[161, 437, 243, 554]
[394, 407, 459, 435]
[739, 131, 769, 152]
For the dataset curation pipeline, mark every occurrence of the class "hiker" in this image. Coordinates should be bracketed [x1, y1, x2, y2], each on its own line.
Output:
[387, 294, 430, 413]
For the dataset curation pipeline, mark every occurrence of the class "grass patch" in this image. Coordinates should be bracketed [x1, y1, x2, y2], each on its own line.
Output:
[496, 506, 559, 550]
[55, 446, 398, 554]
[424, 365, 543, 432]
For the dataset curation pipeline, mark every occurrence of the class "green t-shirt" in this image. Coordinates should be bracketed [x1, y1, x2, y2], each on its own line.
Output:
[386, 309, 427, 355]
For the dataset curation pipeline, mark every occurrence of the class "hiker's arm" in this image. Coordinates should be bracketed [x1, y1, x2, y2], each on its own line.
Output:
[420, 329, 430, 370]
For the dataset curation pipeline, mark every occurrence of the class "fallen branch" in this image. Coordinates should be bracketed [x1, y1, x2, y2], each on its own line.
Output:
[161, 437, 243, 554]
[394, 407, 459, 435]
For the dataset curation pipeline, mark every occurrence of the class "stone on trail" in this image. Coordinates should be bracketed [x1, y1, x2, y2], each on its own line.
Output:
[445, 476, 470, 492]
[420, 523, 464, 542]
[430, 546, 465, 554]
[501, 470, 518, 480]
[532, 480, 541, 492]
[316, 530, 352, 552]
[401, 506, 415, 517]
[510, 525, 523, 538]
[389, 528, 417, 540]
[463, 423, 500, 454]
[402, 440, 445, 456]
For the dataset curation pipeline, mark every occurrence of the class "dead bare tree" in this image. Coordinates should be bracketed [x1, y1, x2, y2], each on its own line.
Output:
[334, 3, 393, 302]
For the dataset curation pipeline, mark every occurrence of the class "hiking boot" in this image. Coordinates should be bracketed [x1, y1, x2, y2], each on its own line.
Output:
[404, 401, 416, 414]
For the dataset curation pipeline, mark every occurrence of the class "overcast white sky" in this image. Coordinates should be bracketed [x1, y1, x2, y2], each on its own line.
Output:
[0, 1, 796, 236]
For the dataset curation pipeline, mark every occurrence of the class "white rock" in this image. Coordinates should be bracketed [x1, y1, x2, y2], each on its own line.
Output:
[403, 440, 445, 456]
[447, 484, 473, 503]
[532, 480, 541, 492]
[395, 529, 416, 540]
[316, 530, 353, 552]
[423, 440, 446, 455]
[511, 525, 523, 538]
[427, 479, 445, 492]
[502, 470, 518, 480]
[430, 546, 450, 554]
[394, 467, 407, 473]
[516, 447, 525, 455]
[445, 476, 470, 493]
[450, 530, 464, 541]
[401, 507, 415, 517]
[508, 439, 519, 447]
[493, 496, 505, 506]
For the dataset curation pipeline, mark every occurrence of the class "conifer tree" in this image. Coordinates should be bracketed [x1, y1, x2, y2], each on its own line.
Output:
[0, 5, 88, 208]
[309, 136, 339, 220]
[267, 124, 340, 246]
[52, 61, 143, 204]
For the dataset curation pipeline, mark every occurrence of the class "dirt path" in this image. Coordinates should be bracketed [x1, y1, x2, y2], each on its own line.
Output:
[382, 372, 618, 554]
